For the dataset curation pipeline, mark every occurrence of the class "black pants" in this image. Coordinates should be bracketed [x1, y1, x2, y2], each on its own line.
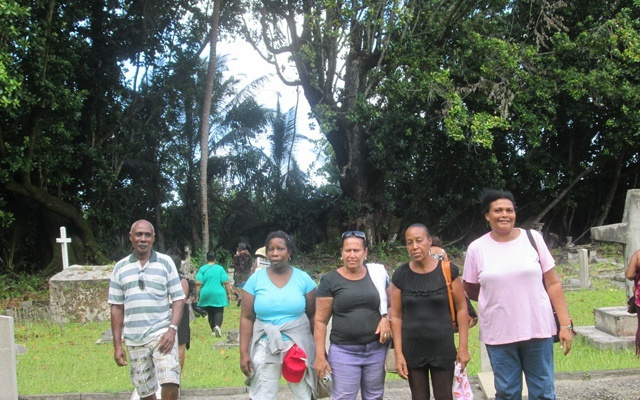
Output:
[202, 306, 224, 332]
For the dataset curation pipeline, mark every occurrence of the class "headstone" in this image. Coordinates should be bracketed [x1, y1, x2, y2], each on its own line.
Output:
[56, 226, 72, 270]
[96, 328, 114, 345]
[214, 329, 240, 349]
[228, 267, 235, 286]
[578, 248, 590, 289]
[579, 189, 640, 349]
[0, 316, 18, 400]
[591, 189, 640, 297]
[49, 265, 113, 323]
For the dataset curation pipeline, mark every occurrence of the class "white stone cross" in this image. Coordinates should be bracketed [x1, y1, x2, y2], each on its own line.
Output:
[56, 226, 72, 270]
[591, 189, 640, 297]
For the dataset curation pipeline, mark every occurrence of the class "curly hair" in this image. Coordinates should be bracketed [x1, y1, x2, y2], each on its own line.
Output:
[264, 230, 297, 260]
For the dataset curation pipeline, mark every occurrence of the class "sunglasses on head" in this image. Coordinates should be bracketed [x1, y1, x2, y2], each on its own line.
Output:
[341, 230, 366, 240]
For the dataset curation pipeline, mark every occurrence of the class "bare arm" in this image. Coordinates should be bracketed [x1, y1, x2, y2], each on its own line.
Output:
[195, 281, 203, 301]
[463, 281, 480, 301]
[390, 283, 408, 380]
[223, 282, 233, 301]
[452, 277, 470, 369]
[375, 286, 392, 344]
[544, 268, 572, 355]
[157, 297, 184, 354]
[110, 304, 127, 366]
[239, 292, 256, 377]
[305, 289, 317, 335]
[625, 251, 640, 280]
[314, 297, 333, 378]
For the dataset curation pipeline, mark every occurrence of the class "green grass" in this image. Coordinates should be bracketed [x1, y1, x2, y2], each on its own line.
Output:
[15, 305, 248, 394]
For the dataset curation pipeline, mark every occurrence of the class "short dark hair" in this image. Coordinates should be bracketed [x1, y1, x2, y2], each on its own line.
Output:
[264, 231, 297, 260]
[206, 251, 216, 262]
[405, 223, 430, 239]
[480, 188, 515, 214]
[431, 236, 444, 247]
[237, 242, 248, 251]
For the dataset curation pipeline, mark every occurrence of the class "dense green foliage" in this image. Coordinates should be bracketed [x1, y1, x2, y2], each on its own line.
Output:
[1, 1, 639, 273]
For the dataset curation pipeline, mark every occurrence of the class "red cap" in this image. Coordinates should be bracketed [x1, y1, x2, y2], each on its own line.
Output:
[282, 344, 307, 383]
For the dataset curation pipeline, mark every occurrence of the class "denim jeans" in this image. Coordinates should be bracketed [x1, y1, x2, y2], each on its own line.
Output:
[486, 338, 555, 400]
[328, 341, 388, 400]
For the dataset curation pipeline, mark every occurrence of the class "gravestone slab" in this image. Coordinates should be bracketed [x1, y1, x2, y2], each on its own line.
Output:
[214, 329, 240, 349]
[0, 316, 18, 400]
[96, 328, 114, 345]
[49, 264, 113, 324]
[583, 189, 640, 350]
[591, 189, 640, 296]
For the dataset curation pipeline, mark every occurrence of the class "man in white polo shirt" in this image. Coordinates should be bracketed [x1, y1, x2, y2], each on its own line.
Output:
[109, 220, 185, 400]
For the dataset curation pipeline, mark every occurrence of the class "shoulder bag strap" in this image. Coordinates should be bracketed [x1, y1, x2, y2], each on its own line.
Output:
[525, 229, 545, 287]
[441, 259, 456, 325]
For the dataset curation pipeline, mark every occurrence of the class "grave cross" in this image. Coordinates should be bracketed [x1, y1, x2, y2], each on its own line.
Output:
[56, 226, 72, 270]
[591, 189, 640, 297]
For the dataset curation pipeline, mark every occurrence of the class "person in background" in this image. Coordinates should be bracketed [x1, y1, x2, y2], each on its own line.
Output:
[314, 230, 391, 400]
[625, 249, 640, 356]
[390, 223, 470, 400]
[195, 251, 233, 337]
[108, 220, 185, 400]
[429, 236, 447, 261]
[253, 246, 271, 273]
[232, 242, 253, 306]
[171, 255, 192, 370]
[239, 231, 317, 400]
[463, 188, 572, 400]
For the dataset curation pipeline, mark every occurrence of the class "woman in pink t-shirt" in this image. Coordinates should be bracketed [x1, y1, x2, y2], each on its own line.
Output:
[462, 189, 572, 400]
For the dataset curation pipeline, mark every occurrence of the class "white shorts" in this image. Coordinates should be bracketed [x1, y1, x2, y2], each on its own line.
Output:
[127, 335, 180, 397]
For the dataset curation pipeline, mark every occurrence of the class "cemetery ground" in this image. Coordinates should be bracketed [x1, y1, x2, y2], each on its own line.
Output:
[4, 242, 640, 396]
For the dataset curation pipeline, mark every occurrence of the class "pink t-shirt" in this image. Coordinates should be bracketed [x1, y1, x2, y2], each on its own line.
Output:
[462, 228, 557, 345]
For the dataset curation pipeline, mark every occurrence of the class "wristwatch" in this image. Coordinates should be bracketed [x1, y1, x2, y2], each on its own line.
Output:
[169, 324, 178, 331]
[382, 314, 391, 322]
[560, 319, 574, 330]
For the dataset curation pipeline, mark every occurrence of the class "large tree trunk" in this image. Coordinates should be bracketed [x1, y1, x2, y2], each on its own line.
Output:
[522, 163, 599, 228]
[595, 147, 626, 227]
[5, 180, 107, 265]
[198, 0, 221, 254]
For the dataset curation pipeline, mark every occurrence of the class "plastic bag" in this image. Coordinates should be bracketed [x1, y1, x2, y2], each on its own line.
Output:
[316, 371, 332, 399]
[453, 362, 473, 400]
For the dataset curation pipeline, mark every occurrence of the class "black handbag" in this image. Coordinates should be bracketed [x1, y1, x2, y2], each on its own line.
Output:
[628, 296, 637, 314]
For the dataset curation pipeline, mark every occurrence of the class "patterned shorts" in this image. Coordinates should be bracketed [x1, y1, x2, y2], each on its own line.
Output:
[127, 335, 180, 397]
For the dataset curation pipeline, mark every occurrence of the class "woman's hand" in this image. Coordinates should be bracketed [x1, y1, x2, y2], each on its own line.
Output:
[456, 347, 471, 370]
[559, 328, 573, 355]
[314, 356, 332, 379]
[395, 353, 409, 380]
[240, 352, 253, 377]
[375, 316, 392, 343]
